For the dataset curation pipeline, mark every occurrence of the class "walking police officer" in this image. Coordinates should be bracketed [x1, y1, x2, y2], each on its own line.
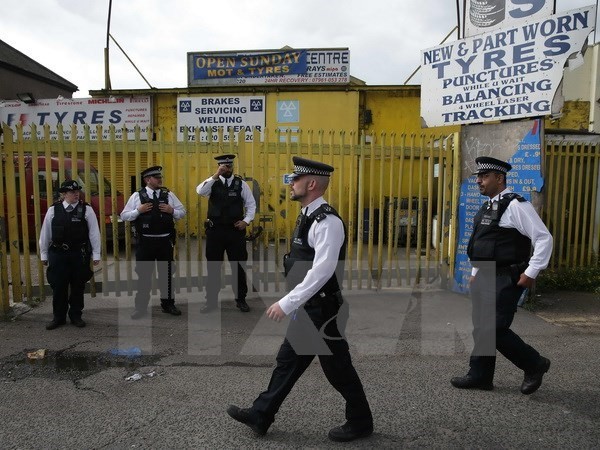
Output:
[451, 156, 553, 394]
[226, 157, 373, 442]
[121, 166, 186, 319]
[196, 154, 256, 313]
[39, 180, 101, 330]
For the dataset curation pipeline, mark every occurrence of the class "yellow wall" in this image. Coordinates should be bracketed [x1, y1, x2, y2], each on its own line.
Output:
[267, 90, 359, 135]
[150, 90, 359, 143]
[154, 93, 178, 141]
[545, 100, 591, 132]
[362, 89, 460, 139]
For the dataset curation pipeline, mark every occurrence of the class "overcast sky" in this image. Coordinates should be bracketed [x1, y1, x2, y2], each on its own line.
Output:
[1, 0, 598, 98]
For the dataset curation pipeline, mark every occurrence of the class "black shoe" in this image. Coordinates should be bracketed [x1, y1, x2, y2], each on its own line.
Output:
[328, 422, 373, 442]
[226, 405, 271, 435]
[46, 319, 66, 330]
[130, 309, 148, 320]
[200, 304, 217, 314]
[71, 318, 86, 328]
[450, 375, 494, 390]
[521, 357, 550, 395]
[162, 304, 182, 316]
[235, 299, 250, 312]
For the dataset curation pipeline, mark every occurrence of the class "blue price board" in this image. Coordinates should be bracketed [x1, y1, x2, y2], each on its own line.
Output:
[453, 120, 544, 293]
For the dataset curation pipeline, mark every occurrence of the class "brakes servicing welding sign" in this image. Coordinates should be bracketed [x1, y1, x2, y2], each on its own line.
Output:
[420, 6, 595, 128]
[177, 95, 265, 142]
[0, 96, 151, 140]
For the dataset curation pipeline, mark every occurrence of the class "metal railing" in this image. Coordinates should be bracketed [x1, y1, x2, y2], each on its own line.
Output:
[545, 141, 600, 269]
[0, 124, 457, 311]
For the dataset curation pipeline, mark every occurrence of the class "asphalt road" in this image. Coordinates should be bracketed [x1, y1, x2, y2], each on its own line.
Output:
[1, 288, 599, 449]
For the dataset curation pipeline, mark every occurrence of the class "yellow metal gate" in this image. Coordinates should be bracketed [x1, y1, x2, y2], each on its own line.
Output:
[0, 124, 459, 312]
[545, 141, 600, 269]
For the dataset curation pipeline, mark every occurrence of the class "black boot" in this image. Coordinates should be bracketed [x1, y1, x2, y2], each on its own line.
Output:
[226, 405, 271, 435]
[235, 298, 250, 312]
[450, 374, 494, 390]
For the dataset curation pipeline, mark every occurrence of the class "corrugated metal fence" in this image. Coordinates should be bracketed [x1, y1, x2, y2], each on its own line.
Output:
[0, 124, 458, 310]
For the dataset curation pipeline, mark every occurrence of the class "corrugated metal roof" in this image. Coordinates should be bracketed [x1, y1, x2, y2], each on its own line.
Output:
[0, 38, 77, 92]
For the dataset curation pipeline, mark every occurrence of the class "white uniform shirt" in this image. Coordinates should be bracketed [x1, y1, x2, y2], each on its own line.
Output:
[120, 187, 186, 236]
[196, 175, 256, 224]
[471, 188, 553, 279]
[39, 201, 102, 261]
[278, 197, 345, 315]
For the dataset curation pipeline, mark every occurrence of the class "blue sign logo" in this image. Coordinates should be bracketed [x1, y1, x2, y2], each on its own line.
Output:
[179, 100, 192, 113]
[250, 99, 263, 112]
[277, 100, 299, 123]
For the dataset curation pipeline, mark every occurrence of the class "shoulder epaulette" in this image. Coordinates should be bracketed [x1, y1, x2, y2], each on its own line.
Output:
[312, 204, 338, 222]
[502, 193, 526, 202]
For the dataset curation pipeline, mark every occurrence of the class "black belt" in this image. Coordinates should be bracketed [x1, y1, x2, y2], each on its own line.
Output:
[206, 219, 242, 228]
[496, 262, 528, 277]
[50, 242, 83, 251]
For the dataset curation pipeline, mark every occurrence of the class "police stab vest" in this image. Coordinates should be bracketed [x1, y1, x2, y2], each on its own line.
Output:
[51, 201, 90, 247]
[283, 204, 346, 294]
[207, 175, 244, 225]
[467, 193, 531, 267]
[135, 187, 175, 236]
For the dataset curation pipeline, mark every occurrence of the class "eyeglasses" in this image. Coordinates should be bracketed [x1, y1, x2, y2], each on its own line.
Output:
[152, 175, 163, 179]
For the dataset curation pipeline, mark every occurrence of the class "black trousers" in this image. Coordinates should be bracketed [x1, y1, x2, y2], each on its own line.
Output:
[468, 271, 541, 382]
[205, 225, 248, 305]
[251, 297, 372, 427]
[134, 236, 174, 310]
[47, 247, 91, 321]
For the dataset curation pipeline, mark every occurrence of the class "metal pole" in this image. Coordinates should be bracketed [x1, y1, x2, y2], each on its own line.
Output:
[404, 26, 458, 84]
[457, 0, 463, 39]
[109, 34, 155, 89]
[104, 0, 112, 91]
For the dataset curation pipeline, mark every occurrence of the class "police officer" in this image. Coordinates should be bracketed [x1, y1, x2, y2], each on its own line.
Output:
[451, 156, 553, 394]
[226, 157, 373, 442]
[39, 180, 101, 330]
[196, 154, 256, 313]
[120, 166, 186, 319]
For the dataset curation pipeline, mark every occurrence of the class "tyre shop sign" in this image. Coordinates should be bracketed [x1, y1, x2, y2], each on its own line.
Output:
[177, 95, 265, 142]
[188, 48, 350, 86]
[420, 6, 595, 128]
[0, 96, 151, 140]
